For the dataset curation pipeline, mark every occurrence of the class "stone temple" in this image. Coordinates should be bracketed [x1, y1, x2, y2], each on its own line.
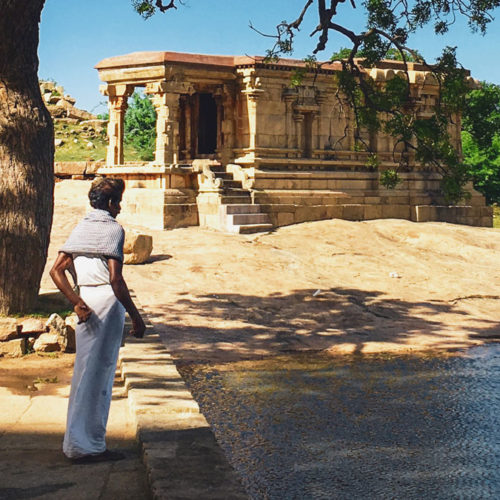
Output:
[95, 51, 492, 232]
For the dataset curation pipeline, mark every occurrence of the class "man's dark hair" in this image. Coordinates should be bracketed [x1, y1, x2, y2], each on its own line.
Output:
[88, 178, 125, 210]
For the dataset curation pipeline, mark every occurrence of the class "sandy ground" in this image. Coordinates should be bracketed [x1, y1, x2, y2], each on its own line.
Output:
[40, 180, 500, 364]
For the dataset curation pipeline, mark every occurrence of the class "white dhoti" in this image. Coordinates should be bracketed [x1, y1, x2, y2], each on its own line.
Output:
[63, 256, 125, 459]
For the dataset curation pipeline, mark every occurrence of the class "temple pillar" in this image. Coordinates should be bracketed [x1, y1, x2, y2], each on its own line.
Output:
[241, 72, 264, 153]
[283, 91, 296, 153]
[146, 80, 194, 166]
[293, 113, 304, 152]
[151, 92, 180, 165]
[100, 84, 134, 166]
[220, 84, 236, 164]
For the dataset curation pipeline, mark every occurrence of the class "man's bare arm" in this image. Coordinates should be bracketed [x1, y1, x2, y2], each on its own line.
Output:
[49, 252, 92, 322]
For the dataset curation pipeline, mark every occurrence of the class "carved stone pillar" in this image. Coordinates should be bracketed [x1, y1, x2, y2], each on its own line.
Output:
[152, 92, 180, 165]
[241, 73, 264, 152]
[183, 96, 192, 160]
[220, 84, 236, 165]
[315, 93, 328, 151]
[146, 80, 194, 166]
[100, 84, 134, 166]
[283, 90, 296, 152]
[293, 113, 304, 152]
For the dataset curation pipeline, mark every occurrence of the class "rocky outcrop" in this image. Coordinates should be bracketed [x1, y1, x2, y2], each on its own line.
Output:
[40, 80, 96, 121]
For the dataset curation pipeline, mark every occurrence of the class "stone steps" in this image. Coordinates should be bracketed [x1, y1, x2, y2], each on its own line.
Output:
[224, 204, 263, 215]
[220, 195, 252, 204]
[205, 164, 275, 234]
[238, 223, 274, 234]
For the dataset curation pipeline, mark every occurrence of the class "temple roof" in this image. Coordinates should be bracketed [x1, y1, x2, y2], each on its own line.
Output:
[95, 50, 433, 74]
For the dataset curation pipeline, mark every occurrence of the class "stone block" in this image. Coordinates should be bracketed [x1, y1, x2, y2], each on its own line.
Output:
[414, 205, 432, 222]
[342, 204, 364, 220]
[84, 161, 104, 175]
[481, 206, 494, 217]
[54, 161, 86, 176]
[20, 318, 47, 335]
[326, 205, 343, 219]
[310, 180, 328, 189]
[0, 338, 26, 357]
[0, 318, 20, 342]
[364, 205, 383, 220]
[381, 204, 410, 219]
[164, 205, 198, 228]
[277, 212, 295, 227]
[481, 216, 493, 227]
[60, 314, 77, 352]
[33, 333, 61, 353]
[46, 313, 65, 335]
[170, 175, 188, 188]
[364, 196, 381, 204]
[124, 231, 153, 265]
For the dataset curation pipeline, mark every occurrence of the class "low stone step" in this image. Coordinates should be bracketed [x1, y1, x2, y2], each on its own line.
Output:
[224, 204, 262, 215]
[230, 213, 270, 225]
[214, 172, 234, 180]
[237, 223, 274, 234]
[220, 195, 252, 204]
[210, 164, 225, 173]
[224, 187, 250, 195]
[221, 180, 241, 188]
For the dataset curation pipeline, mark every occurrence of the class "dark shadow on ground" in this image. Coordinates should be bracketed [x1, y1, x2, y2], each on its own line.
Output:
[143, 287, 500, 363]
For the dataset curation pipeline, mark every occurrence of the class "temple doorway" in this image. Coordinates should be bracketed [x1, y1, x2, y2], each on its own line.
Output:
[197, 93, 217, 155]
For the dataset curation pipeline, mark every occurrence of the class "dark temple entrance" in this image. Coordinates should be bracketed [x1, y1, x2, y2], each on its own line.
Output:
[197, 93, 217, 155]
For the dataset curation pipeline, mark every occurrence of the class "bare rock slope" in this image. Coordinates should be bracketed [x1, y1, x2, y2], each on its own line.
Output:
[43, 181, 500, 363]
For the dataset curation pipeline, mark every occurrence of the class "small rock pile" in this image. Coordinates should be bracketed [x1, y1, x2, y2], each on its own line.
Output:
[0, 313, 78, 358]
[40, 80, 95, 121]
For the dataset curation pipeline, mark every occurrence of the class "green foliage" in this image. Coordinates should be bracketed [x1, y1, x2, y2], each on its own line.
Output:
[380, 169, 400, 189]
[461, 82, 500, 204]
[493, 206, 500, 228]
[365, 154, 380, 170]
[124, 92, 157, 161]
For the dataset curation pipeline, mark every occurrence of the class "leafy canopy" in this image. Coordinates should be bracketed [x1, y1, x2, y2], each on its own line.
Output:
[462, 82, 500, 204]
[124, 92, 157, 161]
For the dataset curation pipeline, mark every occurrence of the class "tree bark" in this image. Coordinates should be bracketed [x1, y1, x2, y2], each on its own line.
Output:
[0, 0, 54, 314]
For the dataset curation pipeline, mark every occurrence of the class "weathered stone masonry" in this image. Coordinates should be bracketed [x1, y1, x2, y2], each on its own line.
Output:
[95, 51, 492, 233]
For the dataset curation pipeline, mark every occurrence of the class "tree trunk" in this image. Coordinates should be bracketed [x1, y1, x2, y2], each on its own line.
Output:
[0, 0, 54, 314]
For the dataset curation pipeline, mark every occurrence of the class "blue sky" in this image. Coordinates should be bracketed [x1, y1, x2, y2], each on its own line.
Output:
[39, 0, 500, 113]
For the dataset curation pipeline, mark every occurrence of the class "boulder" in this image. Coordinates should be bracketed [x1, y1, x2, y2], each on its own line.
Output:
[20, 318, 47, 335]
[46, 313, 65, 335]
[0, 318, 20, 342]
[0, 338, 27, 357]
[54, 138, 64, 147]
[124, 231, 153, 264]
[33, 333, 61, 353]
[63, 314, 78, 352]
[54, 161, 86, 176]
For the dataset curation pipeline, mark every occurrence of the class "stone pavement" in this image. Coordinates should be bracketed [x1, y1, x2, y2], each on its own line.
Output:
[0, 305, 246, 500]
[0, 359, 148, 500]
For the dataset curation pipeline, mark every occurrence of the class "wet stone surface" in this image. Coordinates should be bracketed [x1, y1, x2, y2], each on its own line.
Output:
[179, 345, 500, 499]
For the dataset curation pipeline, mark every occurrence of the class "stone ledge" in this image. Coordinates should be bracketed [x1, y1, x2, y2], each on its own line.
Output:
[118, 296, 246, 500]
